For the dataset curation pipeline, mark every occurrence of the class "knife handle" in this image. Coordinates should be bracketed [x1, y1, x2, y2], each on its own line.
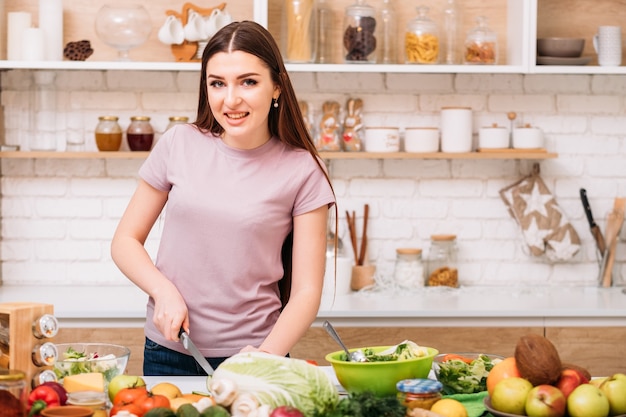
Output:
[591, 225, 607, 255]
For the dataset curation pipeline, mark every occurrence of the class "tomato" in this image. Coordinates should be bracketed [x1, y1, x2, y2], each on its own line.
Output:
[135, 394, 171, 414]
[442, 354, 474, 364]
[110, 403, 144, 417]
[113, 386, 149, 406]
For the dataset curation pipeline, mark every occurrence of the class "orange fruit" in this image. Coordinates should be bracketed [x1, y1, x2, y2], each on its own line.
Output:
[430, 398, 468, 417]
[487, 357, 521, 396]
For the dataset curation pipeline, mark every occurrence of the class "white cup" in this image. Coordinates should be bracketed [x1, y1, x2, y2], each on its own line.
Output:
[323, 255, 353, 296]
[479, 125, 509, 149]
[364, 127, 400, 152]
[513, 126, 544, 149]
[158, 15, 185, 45]
[184, 10, 207, 42]
[404, 127, 439, 152]
[593, 26, 622, 67]
[440, 107, 473, 153]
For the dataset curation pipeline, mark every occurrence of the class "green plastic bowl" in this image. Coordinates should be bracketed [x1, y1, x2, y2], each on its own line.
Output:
[325, 345, 439, 397]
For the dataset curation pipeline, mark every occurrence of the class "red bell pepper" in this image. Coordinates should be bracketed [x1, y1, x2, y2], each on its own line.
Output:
[28, 385, 61, 417]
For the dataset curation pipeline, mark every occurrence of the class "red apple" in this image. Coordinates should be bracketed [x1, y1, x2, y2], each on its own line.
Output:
[556, 369, 586, 399]
[525, 384, 566, 417]
[567, 384, 610, 417]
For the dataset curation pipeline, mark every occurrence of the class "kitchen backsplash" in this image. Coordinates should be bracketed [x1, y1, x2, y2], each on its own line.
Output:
[1, 69, 625, 288]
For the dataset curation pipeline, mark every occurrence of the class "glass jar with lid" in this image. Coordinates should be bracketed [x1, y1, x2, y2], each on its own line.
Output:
[405, 6, 439, 64]
[127, 116, 155, 151]
[426, 234, 458, 287]
[166, 116, 189, 131]
[343, 0, 377, 63]
[464, 16, 497, 64]
[396, 378, 443, 411]
[95, 116, 122, 152]
[282, 0, 317, 63]
[393, 248, 424, 290]
[0, 368, 28, 417]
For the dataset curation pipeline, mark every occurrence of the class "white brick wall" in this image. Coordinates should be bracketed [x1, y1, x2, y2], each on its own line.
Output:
[1, 70, 626, 288]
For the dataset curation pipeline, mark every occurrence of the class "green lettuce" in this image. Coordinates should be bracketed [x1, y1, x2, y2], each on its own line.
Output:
[209, 352, 339, 417]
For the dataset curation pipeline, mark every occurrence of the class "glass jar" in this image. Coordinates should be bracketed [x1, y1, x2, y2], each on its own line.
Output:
[282, 0, 317, 63]
[31, 342, 58, 367]
[426, 234, 459, 287]
[378, 0, 397, 64]
[396, 378, 443, 411]
[29, 70, 58, 151]
[0, 368, 28, 417]
[31, 369, 58, 388]
[343, 0, 377, 63]
[127, 116, 155, 151]
[166, 116, 189, 131]
[405, 6, 439, 64]
[32, 313, 59, 339]
[316, 0, 333, 63]
[95, 116, 122, 151]
[67, 391, 108, 417]
[393, 248, 424, 290]
[442, 0, 459, 64]
[464, 16, 497, 64]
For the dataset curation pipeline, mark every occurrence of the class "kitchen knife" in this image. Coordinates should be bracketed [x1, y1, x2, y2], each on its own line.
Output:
[580, 188, 606, 255]
[178, 328, 214, 376]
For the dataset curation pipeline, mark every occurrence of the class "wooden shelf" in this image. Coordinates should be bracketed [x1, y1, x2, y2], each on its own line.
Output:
[0, 150, 558, 160]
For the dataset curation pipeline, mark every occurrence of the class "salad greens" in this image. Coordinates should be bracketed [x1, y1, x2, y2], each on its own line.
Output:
[53, 346, 121, 382]
[435, 354, 500, 394]
[339, 341, 430, 362]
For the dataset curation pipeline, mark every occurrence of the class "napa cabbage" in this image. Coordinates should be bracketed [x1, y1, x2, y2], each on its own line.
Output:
[208, 352, 339, 417]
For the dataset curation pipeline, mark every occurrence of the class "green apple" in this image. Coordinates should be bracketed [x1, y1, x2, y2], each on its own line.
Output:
[600, 374, 626, 415]
[567, 384, 609, 417]
[108, 374, 146, 402]
[589, 377, 608, 388]
[491, 376, 533, 415]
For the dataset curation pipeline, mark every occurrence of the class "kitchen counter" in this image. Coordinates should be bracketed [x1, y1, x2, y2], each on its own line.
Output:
[1, 285, 625, 328]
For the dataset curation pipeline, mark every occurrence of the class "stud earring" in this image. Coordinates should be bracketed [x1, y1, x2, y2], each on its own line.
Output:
[273, 98, 279, 108]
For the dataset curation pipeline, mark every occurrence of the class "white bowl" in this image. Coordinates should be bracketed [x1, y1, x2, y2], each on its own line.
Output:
[365, 127, 400, 152]
[404, 127, 439, 152]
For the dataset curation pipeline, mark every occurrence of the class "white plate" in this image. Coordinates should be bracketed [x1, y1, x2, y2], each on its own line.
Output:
[536, 55, 592, 65]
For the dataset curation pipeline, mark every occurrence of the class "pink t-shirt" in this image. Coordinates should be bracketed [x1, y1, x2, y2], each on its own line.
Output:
[138, 124, 335, 357]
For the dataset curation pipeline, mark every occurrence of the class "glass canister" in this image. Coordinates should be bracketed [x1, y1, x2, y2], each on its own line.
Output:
[464, 16, 497, 64]
[426, 234, 459, 287]
[316, 0, 333, 63]
[396, 378, 443, 411]
[0, 368, 28, 417]
[343, 0, 377, 63]
[166, 116, 189, 131]
[393, 248, 424, 290]
[282, 0, 317, 63]
[442, 0, 459, 64]
[405, 6, 439, 64]
[378, 0, 397, 64]
[95, 116, 122, 151]
[127, 116, 155, 151]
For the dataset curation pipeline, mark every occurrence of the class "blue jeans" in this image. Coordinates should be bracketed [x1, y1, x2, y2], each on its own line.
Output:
[143, 337, 228, 376]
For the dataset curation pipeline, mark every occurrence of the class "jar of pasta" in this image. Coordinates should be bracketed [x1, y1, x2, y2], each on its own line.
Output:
[464, 16, 497, 64]
[426, 234, 459, 287]
[282, 0, 317, 63]
[343, 0, 378, 63]
[405, 6, 439, 64]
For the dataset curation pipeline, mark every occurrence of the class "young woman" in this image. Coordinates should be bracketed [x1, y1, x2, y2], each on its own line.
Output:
[111, 21, 335, 375]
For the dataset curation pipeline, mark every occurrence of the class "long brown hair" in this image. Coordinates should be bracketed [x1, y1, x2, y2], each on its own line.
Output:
[193, 21, 335, 307]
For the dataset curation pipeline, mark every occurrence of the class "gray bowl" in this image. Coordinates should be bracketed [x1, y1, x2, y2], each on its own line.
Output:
[537, 37, 585, 58]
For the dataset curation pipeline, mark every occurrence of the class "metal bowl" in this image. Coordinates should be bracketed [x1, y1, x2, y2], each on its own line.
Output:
[537, 37, 585, 58]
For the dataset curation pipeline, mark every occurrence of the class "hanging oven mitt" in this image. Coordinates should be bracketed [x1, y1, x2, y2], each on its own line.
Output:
[499, 164, 581, 261]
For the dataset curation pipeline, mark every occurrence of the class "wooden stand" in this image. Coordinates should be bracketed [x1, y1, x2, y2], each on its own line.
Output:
[166, 2, 226, 62]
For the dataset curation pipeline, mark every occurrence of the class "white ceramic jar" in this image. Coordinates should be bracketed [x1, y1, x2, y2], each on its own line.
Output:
[404, 127, 439, 152]
[478, 124, 509, 149]
[440, 107, 472, 153]
[364, 127, 400, 152]
[513, 124, 544, 149]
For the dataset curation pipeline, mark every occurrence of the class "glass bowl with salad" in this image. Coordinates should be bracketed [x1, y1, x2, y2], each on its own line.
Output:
[53, 343, 130, 383]
[432, 352, 504, 395]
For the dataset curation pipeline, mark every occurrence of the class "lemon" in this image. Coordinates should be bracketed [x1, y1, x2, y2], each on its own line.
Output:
[430, 398, 468, 417]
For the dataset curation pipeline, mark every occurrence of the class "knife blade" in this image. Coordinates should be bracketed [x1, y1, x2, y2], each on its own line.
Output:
[580, 188, 606, 255]
[179, 328, 214, 376]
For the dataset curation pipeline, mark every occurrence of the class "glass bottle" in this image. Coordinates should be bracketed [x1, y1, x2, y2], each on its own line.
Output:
[282, 0, 317, 63]
[316, 0, 333, 63]
[29, 70, 58, 151]
[426, 234, 459, 287]
[442, 0, 459, 64]
[378, 0, 396, 64]
[343, 0, 377, 63]
[405, 6, 439, 64]
[0, 369, 28, 416]
[464, 16, 497, 64]
[95, 116, 122, 151]
[127, 116, 155, 151]
[166, 116, 189, 131]
[393, 248, 424, 290]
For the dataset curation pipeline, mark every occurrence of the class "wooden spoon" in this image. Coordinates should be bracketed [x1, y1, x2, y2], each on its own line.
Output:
[600, 198, 625, 287]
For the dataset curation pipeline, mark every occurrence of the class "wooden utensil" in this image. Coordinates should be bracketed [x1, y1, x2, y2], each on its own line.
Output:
[357, 204, 369, 266]
[345, 210, 358, 264]
[600, 197, 625, 287]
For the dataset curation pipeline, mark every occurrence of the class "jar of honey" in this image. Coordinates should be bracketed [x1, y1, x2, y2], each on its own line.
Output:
[396, 378, 443, 410]
[166, 116, 189, 131]
[127, 116, 155, 151]
[0, 369, 28, 417]
[95, 116, 122, 151]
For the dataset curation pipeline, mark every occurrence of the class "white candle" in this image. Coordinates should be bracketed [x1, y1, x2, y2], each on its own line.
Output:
[21, 27, 45, 61]
[39, 0, 64, 60]
[7, 12, 32, 60]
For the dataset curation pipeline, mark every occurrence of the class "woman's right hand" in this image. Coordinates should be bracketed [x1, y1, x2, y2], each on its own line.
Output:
[151, 280, 189, 341]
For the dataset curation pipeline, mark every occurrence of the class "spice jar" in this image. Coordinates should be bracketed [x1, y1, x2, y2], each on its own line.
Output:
[464, 16, 497, 64]
[0, 368, 28, 417]
[405, 6, 439, 64]
[396, 378, 443, 411]
[393, 248, 424, 290]
[95, 116, 122, 151]
[127, 116, 155, 151]
[282, 0, 317, 63]
[343, 0, 377, 63]
[426, 234, 459, 287]
[166, 116, 189, 131]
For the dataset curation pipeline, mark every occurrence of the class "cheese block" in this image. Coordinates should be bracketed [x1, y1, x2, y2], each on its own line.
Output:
[63, 372, 105, 393]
